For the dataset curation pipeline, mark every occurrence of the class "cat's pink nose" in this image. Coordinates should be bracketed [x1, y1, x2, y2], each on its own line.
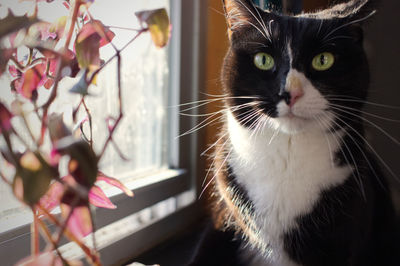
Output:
[289, 88, 304, 107]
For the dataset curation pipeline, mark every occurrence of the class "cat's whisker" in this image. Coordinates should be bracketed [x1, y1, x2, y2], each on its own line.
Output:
[179, 110, 225, 117]
[199, 146, 233, 200]
[330, 113, 388, 189]
[329, 105, 400, 146]
[322, 10, 376, 41]
[323, 35, 353, 43]
[176, 113, 223, 139]
[332, 112, 398, 183]
[237, 0, 271, 41]
[268, 125, 279, 145]
[178, 96, 259, 112]
[173, 95, 258, 108]
[178, 103, 257, 138]
[244, 41, 269, 48]
[316, 19, 324, 37]
[200, 92, 230, 98]
[329, 103, 400, 123]
[201, 130, 230, 157]
[180, 101, 255, 118]
[325, 95, 400, 109]
[201, 134, 231, 191]
[313, 115, 335, 169]
[320, 113, 368, 199]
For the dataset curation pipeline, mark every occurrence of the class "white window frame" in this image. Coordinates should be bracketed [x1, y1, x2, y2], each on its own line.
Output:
[0, 0, 207, 264]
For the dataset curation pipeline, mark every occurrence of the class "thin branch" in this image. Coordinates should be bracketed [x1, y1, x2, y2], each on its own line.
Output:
[36, 218, 66, 262]
[73, 98, 84, 123]
[0, 171, 11, 186]
[106, 25, 143, 32]
[20, 109, 38, 147]
[54, 194, 80, 245]
[111, 139, 129, 161]
[88, 28, 148, 85]
[31, 208, 40, 256]
[82, 97, 93, 147]
[9, 57, 47, 72]
[37, 204, 100, 264]
[41, 0, 82, 142]
[97, 53, 123, 160]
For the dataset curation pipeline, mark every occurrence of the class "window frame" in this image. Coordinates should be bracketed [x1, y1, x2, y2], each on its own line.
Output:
[0, 0, 207, 264]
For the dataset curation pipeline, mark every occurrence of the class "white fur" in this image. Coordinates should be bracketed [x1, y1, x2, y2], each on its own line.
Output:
[226, 69, 353, 265]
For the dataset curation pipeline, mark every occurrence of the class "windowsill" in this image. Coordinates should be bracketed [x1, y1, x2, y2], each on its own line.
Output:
[0, 168, 193, 265]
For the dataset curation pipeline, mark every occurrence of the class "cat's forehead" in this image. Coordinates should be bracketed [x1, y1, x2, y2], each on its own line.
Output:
[236, 14, 339, 47]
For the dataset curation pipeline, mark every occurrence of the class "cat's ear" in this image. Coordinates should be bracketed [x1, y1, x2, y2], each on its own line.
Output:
[306, 0, 379, 44]
[222, 0, 260, 38]
[310, 0, 379, 21]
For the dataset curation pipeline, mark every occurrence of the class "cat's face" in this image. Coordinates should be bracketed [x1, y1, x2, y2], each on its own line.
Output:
[222, 0, 374, 134]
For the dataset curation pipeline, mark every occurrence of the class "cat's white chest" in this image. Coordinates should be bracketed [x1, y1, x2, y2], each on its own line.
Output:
[226, 111, 352, 264]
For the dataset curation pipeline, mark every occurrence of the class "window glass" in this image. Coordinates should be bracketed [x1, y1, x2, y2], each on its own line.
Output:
[0, 0, 170, 233]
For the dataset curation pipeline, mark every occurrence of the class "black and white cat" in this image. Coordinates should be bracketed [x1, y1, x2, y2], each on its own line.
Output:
[189, 0, 398, 265]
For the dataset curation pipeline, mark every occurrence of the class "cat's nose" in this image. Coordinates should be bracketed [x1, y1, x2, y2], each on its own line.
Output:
[284, 71, 305, 107]
[288, 88, 304, 107]
[279, 91, 291, 105]
[279, 89, 304, 107]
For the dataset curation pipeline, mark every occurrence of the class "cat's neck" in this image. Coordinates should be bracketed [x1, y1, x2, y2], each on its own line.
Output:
[226, 109, 352, 237]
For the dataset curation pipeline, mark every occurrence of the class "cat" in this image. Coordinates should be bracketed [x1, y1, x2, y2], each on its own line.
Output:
[188, 0, 399, 265]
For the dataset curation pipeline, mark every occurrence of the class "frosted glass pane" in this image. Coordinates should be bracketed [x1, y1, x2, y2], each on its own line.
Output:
[0, 0, 170, 232]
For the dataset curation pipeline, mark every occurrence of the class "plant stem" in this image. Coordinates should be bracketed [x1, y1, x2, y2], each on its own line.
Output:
[82, 97, 93, 147]
[36, 218, 66, 262]
[0, 171, 11, 186]
[41, 0, 82, 143]
[31, 208, 40, 256]
[37, 204, 101, 264]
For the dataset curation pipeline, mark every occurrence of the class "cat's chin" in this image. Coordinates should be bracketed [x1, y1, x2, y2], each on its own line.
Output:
[270, 115, 316, 135]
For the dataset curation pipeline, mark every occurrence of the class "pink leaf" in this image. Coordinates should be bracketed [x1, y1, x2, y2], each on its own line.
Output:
[17, 64, 47, 100]
[61, 204, 93, 239]
[89, 185, 116, 209]
[62, 1, 70, 9]
[75, 26, 101, 70]
[38, 180, 63, 213]
[16, 251, 63, 266]
[0, 102, 13, 133]
[97, 172, 134, 197]
[8, 65, 20, 78]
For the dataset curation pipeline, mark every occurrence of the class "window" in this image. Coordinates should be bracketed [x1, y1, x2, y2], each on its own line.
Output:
[0, 0, 206, 264]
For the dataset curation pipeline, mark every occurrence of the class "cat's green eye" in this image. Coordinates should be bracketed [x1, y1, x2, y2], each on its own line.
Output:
[312, 52, 335, 71]
[254, 52, 275, 71]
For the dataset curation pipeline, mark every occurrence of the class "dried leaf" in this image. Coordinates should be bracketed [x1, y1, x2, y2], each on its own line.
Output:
[97, 172, 134, 197]
[56, 137, 98, 188]
[75, 23, 101, 70]
[0, 12, 39, 39]
[17, 64, 46, 100]
[13, 152, 57, 206]
[69, 70, 89, 95]
[28, 21, 56, 41]
[89, 185, 116, 209]
[135, 8, 171, 48]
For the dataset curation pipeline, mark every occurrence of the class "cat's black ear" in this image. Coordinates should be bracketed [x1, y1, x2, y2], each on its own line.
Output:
[309, 0, 379, 21]
[222, 0, 261, 38]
